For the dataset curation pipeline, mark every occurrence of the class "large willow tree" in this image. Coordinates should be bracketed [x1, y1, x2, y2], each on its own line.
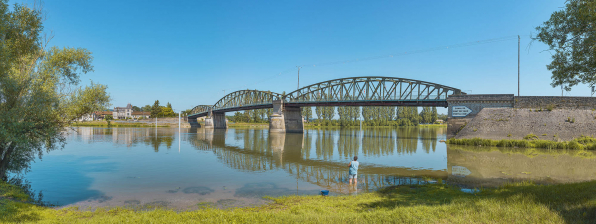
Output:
[0, 1, 111, 179]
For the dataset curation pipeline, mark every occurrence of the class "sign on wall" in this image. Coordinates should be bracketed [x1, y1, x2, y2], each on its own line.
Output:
[452, 106, 472, 117]
[451, 166, 471, 177]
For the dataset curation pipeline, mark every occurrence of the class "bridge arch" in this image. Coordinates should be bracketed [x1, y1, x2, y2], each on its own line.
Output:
[212, 90, 283, 111]
[285, 76, 462, 104]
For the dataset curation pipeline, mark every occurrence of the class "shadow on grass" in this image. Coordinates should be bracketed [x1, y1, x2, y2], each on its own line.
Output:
[363, 180, 596, 223]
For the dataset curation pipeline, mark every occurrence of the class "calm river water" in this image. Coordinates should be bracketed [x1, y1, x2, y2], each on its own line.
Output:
[21, 126, 596, 209]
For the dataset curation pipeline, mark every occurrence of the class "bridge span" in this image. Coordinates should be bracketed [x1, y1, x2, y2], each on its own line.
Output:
[188, 76, 464, 132]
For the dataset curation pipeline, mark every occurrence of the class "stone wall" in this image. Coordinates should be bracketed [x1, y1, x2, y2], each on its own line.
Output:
[456, 108, 596, 141]
[446, 94, 514, 137]
[447, 94, 515, 118]
[514, 96, 596, 110]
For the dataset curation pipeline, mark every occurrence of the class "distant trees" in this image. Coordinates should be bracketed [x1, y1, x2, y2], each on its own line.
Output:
[141, 105, 152, 112]
[150, 101, 177, 118]
[228, 109, 269, 123]
[302, 107, 313, 122]
[132, 106, 141, 111]
[151, 100, 160, 118]
[419, 107, 439, 124]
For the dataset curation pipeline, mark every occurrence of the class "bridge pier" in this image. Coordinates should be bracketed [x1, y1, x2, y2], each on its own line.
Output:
[269, 100, 304, 133]
[188, 117, 201, 127]
[205, 112, 227, 129]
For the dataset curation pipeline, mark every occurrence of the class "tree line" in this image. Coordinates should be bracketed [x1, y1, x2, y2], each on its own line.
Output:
[307, 106, 441, 127]
[223, 106, 444, 127]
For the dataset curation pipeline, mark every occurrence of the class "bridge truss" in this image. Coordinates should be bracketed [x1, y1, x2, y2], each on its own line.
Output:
[188, 76, 463, 118]
[285, 77, 461, 106]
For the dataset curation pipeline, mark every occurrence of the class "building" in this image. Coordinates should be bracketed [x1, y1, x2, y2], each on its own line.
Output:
[131, 111, 150, 119]
[95, 111, 113, 120]
[113, 103, 133, 119]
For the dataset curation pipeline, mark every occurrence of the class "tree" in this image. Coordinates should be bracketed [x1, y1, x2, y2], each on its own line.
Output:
[141, 105, 152, 112]
[132, 106, 141, 111]
[158, 106, 176, 117]
[151, 100, 161, 118]
[181, 109, 192, 117]
[534, 0, 596, 91]
[166, 102, 172, 109]
[0, 1, 111, 179]
[104, 115, 113, 126]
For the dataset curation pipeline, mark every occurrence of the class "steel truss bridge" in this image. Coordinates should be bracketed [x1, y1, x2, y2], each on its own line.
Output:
[188, 76, 463, 119]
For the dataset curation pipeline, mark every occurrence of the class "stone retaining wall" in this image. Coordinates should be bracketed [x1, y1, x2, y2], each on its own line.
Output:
[514, 96, 596, 110]
[455, 108, 596, 141]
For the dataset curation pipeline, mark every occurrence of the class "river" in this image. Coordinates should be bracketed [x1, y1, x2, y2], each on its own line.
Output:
[20, 126, 596, 209]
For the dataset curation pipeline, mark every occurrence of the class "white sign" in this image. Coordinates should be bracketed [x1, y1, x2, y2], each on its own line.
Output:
[452, 166, 471, 177]
[452, 106, 472, 117]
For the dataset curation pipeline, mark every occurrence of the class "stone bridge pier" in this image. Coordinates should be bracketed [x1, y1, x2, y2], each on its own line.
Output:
[204, 108, 228, 129]
[269, 100, 304, 133]
[188, 117, 201, 127]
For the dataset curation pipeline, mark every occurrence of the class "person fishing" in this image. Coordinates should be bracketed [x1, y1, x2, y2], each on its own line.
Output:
[348, 156, 359, 186]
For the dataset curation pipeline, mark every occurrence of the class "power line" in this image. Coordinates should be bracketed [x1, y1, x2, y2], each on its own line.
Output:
[222, 35, 522, 93]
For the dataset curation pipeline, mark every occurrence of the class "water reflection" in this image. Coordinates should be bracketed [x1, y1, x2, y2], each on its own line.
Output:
[29, 126, 596, 207]
[188, 128, 451, 193]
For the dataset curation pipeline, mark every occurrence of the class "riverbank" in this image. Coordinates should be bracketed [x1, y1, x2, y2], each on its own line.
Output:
[71, 121, 170, 127]
[2, 180, 595, 223]
[447, 135, 596, 150]
[227, 122, 268, 127]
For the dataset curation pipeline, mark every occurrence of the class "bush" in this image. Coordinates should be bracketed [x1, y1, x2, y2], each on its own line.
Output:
[546, 104, 554, 111]
[523, 134, 538, 140]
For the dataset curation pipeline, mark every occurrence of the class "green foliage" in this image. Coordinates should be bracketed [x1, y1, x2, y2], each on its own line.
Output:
[534, 0, 596, 91]
[0, 1, 111, 179]
[546, 104, 554, 111]
[151, 100, 160, 118]
[141, 105, 152, 112]
[302, 107, 312, 121]
[523, 134, 539, 140]
[448, 135, 596, 150]
[132, 106, 141, 111]
[158, 106, 176, 118]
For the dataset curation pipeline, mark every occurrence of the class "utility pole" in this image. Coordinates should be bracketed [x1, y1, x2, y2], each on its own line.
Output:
[518, 35, 520, 97]
[296, 66, 301, 90]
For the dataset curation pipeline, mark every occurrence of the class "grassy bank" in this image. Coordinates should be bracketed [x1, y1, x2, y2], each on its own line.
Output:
[447, 135, 596, 150]
[228, 122, 268, 127]
[70, 121, 169, 127]
[2, 180, 595, 223]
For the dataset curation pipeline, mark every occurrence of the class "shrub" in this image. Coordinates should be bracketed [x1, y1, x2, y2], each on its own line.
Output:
[546, 104, 554, 111]
[523, 134, 538, 140]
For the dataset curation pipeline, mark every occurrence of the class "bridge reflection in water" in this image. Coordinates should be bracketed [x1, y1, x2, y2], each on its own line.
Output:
[188, 128, 449, 193]
[73, 127, 596, 193]
[185, 127, 596, 193]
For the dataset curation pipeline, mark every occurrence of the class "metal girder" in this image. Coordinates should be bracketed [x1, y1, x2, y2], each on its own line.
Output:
[187, 76, 463, 118]
[212, 90, 283, 111]
[285, 76, 462, 103]
[189, 105, 212, 118]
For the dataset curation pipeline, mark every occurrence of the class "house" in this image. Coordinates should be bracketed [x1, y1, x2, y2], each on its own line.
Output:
[95, 111, 113, 120]
[113, 103, 133, 119]
[131, 111, 150, 119]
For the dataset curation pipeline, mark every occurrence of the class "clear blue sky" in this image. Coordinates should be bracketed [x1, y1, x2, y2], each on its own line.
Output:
[10, 0, 583, 113]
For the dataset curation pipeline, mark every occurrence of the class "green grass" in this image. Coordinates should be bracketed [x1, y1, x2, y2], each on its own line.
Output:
[2, 180, 596, 223]
[418, 124, 447, 127]
[70, 121, 169, 127]
[448, 136, 596, 150]
[228, 122, 268, 127]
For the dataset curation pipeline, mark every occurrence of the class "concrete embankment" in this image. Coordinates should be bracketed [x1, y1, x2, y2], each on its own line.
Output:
[455, 108, 596, 141]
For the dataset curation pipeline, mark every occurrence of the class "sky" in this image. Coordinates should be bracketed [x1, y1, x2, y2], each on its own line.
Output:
[9, 0, 585, 114]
